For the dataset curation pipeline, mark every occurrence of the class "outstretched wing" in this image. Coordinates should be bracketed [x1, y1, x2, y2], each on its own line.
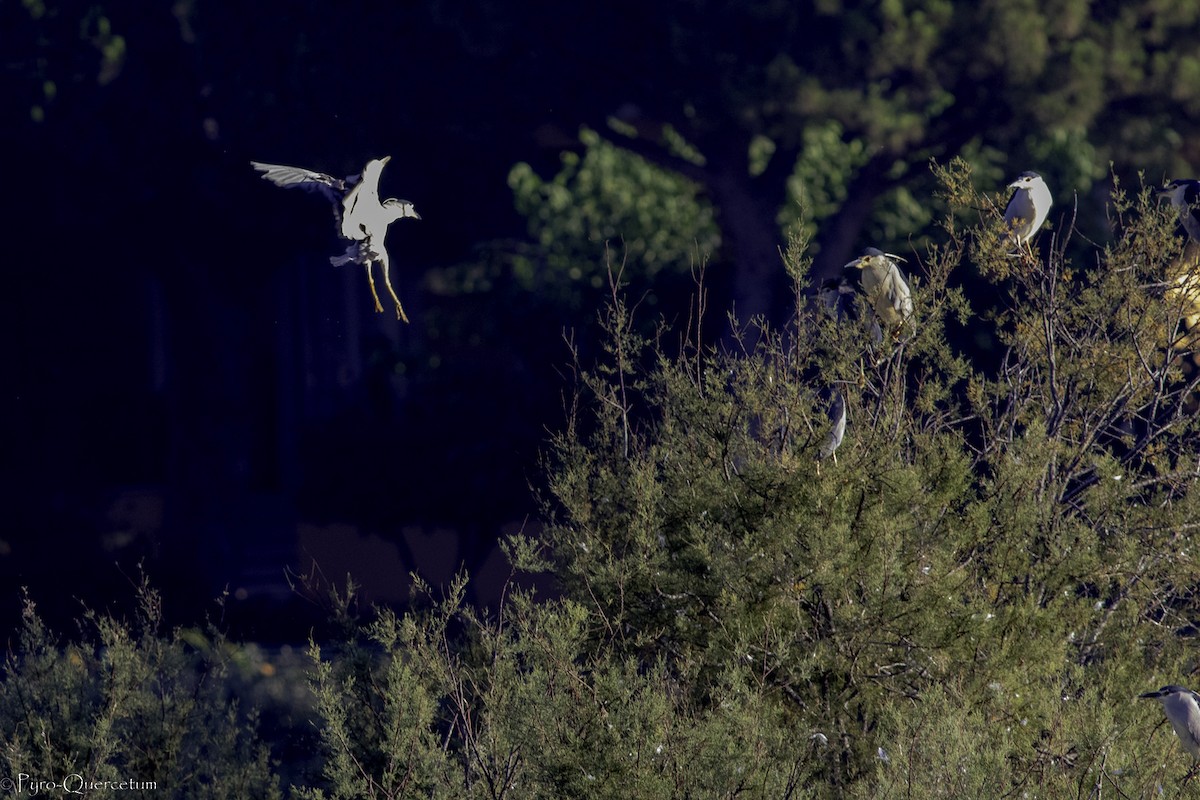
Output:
[251, 161, 346, 205]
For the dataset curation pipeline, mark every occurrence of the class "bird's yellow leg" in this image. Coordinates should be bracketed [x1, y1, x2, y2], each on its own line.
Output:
[365, 262, 384, 313]
[378, 250, 409, 323]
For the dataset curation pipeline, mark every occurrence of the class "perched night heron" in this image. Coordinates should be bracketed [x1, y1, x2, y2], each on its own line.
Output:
[842, 248, 913, 334]
[1003, 171, 1052, 251]
[1157, 181, 1200, 385]
[821, 274, 883, 344]
[817, 388, 846, 465]
[819, 276, 857, 324]
[814, 281, 854, 467]
[1140, 685, 1200, 762]
[251, 156, 420, 322]
[1160, 179, 1200, 243]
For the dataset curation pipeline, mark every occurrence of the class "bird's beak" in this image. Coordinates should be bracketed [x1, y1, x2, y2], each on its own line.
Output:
[380, 155, 392, 165]
[843, 258, 863, 270]
[1139, 690, 1163, 699]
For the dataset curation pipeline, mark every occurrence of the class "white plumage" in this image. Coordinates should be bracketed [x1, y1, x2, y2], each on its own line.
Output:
[252, 156, 420, 322]
[1003, 171, 1052, 251]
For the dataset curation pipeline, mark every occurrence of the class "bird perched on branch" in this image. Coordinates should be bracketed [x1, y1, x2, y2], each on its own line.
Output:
[1156, 179, 1200, 401]
[815, 251, 909, 469]
[1002, 171, 1052, 252]
[816, 388, 846, 467]
[251, 156, 420, 322]
[818, 276, 857, 324]
[1161, 179, 1200, 244]
[842, 248, 913, 335]
[1141, 685, 1200, 773]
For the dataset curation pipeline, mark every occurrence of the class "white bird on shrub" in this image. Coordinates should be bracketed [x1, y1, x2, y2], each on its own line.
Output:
[1003, 171, 1052, 251]
[252, 156, 420, 322]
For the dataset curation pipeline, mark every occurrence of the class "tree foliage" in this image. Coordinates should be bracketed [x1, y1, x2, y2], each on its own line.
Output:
[508, 127, 720, 311]
[293, 163, 1200, 797]
[0, 581, 279, 799]
[524, 0, 1200, 321]
[8, 159, 1200, 798]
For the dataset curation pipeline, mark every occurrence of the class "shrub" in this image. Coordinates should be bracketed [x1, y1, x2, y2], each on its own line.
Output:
[0, 580, 279, 799]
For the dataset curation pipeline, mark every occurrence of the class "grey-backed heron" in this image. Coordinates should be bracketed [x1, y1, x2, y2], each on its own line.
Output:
[1160, 179, 1200, 243]
[816, 388, 846, 466]
[1003, 171, 1052, 252]
[1141, 685, 1200, 762]
[252, 156, 420, 322]
[1156, 180, 1200, 361]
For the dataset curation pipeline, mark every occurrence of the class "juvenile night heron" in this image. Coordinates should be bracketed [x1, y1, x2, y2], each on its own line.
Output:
[1160, 178, 1200, 243]
[1140, 685, 1200, 762]
[251, 156, 420, 322]
[1003, 171, 1052, 251]
[842, 248, 913, 334]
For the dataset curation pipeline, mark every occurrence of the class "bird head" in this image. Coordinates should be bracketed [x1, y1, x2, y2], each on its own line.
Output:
[1140, 685, 1193, 700]
[843, 248, 904, 273]
[1159, 179, 1199, 204]
[1008, 171, 1044, 191]
[383, 198, 421, 220]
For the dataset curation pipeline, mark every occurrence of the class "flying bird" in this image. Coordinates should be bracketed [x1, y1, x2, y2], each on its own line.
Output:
[1003, 171, 1052, 251]
[251, 156, 420, 322]
[842, 248, 913, 334]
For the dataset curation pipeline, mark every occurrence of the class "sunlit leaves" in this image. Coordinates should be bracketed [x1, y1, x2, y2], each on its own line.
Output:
[508, 127, 719, 307]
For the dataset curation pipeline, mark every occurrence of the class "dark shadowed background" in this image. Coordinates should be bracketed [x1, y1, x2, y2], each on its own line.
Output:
[5, 0, 1200, 637]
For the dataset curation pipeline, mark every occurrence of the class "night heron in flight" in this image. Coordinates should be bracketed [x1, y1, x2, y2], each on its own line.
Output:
[1141, 685, 1200, 769]
[1003, 171, 1052, 251]
[842, 248, 913, 334]
[251, 156, 420, 322]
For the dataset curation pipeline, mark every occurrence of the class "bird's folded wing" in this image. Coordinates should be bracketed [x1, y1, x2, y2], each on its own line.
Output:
[251, 162, 345, 204]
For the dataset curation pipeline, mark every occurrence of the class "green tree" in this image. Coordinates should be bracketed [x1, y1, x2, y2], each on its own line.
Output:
[0, 582, 279, 799]
[508, 127, 720, 314]
[507, 161, 1200, 794]
[297, 162, 1200, 797]
[542, 0, 1200, 324]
